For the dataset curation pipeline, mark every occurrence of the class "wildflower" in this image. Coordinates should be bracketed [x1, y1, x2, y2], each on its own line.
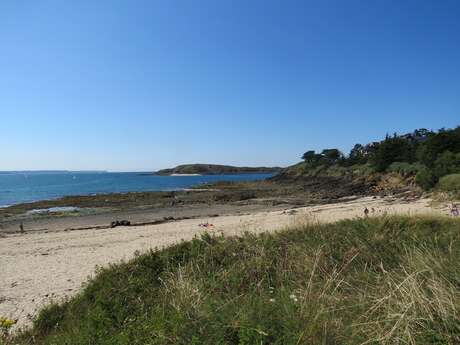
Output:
[289, 294, 298, 302]
[0, 317, 16, 335]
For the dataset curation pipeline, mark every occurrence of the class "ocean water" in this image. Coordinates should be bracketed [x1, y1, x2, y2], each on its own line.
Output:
[0, 171, 273, 207]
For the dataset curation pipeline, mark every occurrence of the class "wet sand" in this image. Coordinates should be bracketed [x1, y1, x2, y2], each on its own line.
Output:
[0, 202, 289, 234]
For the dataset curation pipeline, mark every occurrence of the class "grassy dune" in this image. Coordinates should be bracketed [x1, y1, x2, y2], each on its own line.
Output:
[9, 216, 460, 345]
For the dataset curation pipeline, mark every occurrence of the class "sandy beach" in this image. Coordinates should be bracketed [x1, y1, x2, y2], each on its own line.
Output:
[0, 196, 448, 330]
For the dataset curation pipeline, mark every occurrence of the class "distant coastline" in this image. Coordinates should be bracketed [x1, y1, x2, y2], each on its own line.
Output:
[153, 164, 282, 176]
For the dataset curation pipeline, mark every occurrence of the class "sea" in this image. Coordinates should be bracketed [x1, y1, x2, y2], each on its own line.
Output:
[0, 171, 273, 207]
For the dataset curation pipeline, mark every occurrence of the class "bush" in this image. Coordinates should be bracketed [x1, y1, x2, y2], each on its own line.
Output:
[415, 166, 437, 190]
[388, 162, 423, 177]
[437, 173, 460, 192]
[350, 163, 375, 177]
[433, 151, 460, 178]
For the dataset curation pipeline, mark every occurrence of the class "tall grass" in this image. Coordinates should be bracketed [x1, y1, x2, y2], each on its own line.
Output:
[10, 216, 460, 345]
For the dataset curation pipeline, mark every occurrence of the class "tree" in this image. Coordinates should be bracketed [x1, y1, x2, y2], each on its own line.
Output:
[370, 135, 415, 172]
[412, 128, 433, 141]
[416, 127, 460, 167]
[301, 150, 317, 163]
[348, 144, 367, 164]
[321, 149, 342, 162]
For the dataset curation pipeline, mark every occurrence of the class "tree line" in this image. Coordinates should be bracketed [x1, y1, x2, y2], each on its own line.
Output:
[302, 126, 460, 189]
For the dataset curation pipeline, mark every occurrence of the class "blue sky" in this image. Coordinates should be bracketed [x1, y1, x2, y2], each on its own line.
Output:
[1, 0, 459, 171]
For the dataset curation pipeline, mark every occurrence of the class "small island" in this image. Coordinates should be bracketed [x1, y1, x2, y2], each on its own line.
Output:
[153, 164, 282, 176]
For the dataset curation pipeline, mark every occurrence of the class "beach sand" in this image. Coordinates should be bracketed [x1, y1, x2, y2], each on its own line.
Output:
[0, 196, 448, 330]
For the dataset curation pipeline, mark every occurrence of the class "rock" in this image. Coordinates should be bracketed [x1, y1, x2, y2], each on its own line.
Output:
[110, 220, 131, 228]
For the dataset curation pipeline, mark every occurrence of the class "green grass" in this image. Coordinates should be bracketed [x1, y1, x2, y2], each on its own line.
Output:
[10, 216, 460, 345]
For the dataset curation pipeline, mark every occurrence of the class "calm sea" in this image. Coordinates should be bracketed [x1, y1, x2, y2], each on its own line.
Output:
[0, 171, 273, 207]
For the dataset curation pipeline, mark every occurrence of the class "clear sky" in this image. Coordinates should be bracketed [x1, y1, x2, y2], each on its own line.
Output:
[1, 0, 459, 171]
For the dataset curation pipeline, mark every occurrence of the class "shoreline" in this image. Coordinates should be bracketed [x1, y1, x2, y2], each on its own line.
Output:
[0, 202, 289, 235]
[0, 178, 312, 228]
[0, 172, 276, 210]
[0, 190, 188, 211]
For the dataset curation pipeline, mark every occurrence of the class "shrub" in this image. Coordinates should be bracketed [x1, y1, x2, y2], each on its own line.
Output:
[388, 162, 423, 177]
[415, 166, 437, 190]
[437, 173, 460, 192]
[433, 151, 460, 178]
[0, 317, 16, 344]
[350, 163, 375, 177]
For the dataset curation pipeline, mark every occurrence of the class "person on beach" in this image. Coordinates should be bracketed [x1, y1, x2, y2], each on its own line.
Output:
[450, 203, 459, 217]
[364, 207, 369, 217]
[19, 222, 24, 233]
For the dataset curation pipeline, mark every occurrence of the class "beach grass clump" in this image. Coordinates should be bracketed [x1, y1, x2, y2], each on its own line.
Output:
[12, 216, 460, 345]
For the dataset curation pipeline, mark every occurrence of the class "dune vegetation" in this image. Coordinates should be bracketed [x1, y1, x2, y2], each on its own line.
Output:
[5, 215, 459, 345]
[276, 126, 460, 194]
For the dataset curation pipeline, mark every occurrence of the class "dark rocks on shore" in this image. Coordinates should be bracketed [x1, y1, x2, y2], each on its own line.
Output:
[110, 220, 131, 228]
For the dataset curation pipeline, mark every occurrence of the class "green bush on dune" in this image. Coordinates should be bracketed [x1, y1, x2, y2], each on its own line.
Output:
[437, 173, 460, 192]
[433, 151, 460, 178]
[415, 166, 437, 190]
[13, 216, 460, 345]
[387, 162, 423, 177]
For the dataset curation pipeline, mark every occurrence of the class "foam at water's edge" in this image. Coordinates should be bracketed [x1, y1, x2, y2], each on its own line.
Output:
[26, 207, 80, 215]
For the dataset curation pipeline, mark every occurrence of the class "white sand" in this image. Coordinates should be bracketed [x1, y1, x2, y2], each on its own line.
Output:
[171, 173, 202, 176]
[0, 196, 446, 329]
